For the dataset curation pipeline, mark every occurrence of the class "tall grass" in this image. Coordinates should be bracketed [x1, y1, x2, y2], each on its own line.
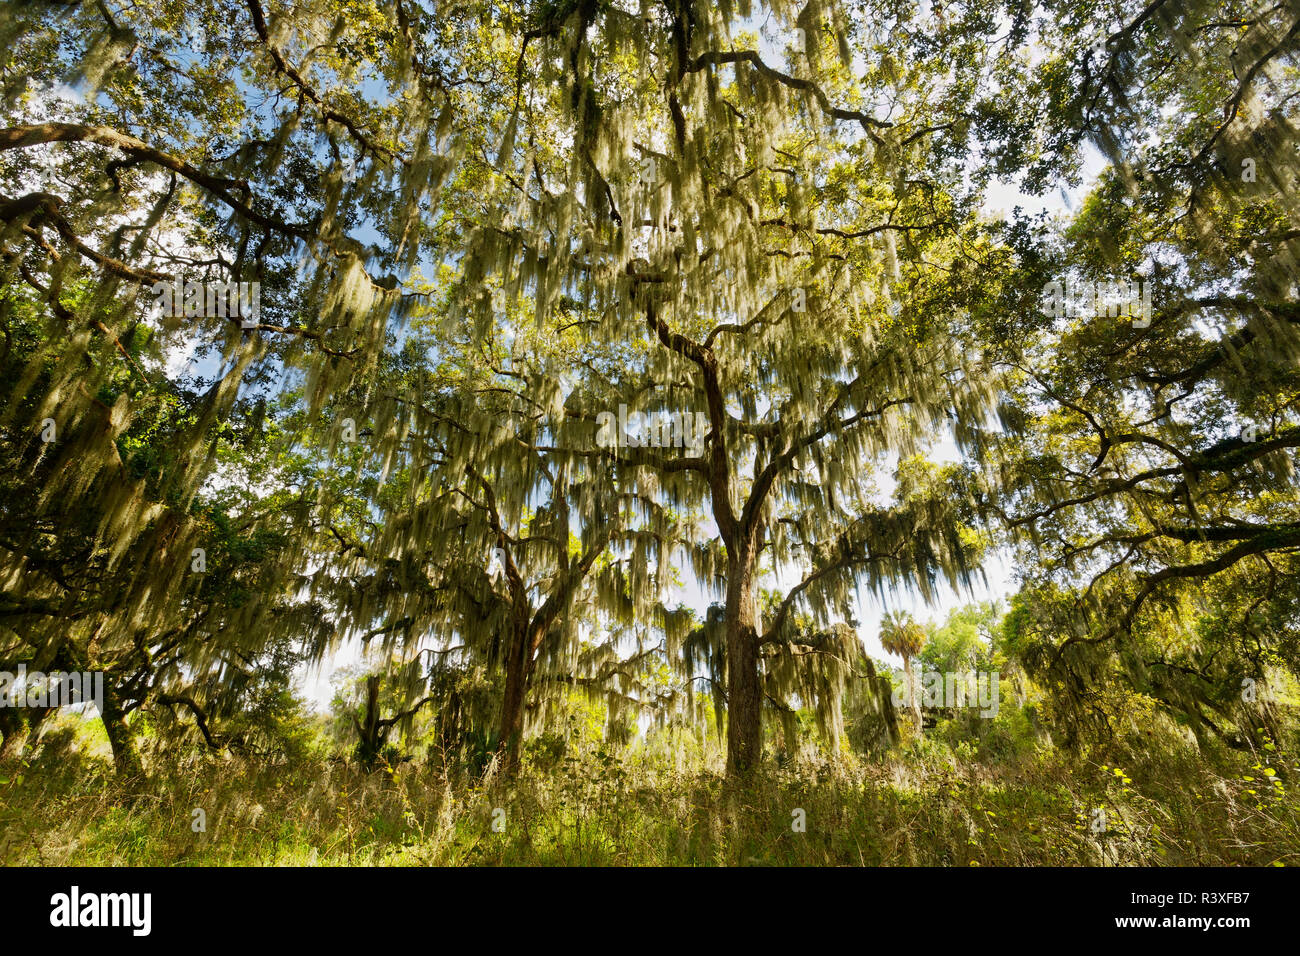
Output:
[2, 724, 1295, 866]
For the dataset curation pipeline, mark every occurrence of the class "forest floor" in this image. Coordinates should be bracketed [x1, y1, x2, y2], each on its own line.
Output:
[3, 730, 1297, 866]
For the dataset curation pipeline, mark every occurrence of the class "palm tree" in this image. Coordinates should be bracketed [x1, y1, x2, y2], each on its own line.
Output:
[879, 610, 928, 734]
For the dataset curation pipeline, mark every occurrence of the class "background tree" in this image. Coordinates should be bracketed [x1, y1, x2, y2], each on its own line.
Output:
[318, 288, 697, 773]
[918, 601, 1001, 674]
[0, 0, 506, 773]
[879, 609, 927, 733]
[0, 275, 339, 774]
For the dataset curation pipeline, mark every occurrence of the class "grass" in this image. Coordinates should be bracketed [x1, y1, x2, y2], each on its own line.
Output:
[2, 725, 1297, 866]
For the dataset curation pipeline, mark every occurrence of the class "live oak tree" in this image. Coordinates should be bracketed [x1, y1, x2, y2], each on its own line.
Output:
[449, 0, 1045, 774]
[0, 0, 514, 575]
[0, 0, 509, 771]
[334, 666, 436, 770]
[980, 0, 1300, 746]
[0, 273, 343, 773]
[319, 292, 698, 773]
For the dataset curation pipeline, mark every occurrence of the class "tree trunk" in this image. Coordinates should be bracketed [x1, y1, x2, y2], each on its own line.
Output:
[0, 708, 31, 762]
[354, 675, 385, 770]
[725, 545, 763, 776]
[904, 656, 922, 735]
[496, 621, 530, 774]
[434, 688, 462, 772]
[100, 684, 143, 779]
